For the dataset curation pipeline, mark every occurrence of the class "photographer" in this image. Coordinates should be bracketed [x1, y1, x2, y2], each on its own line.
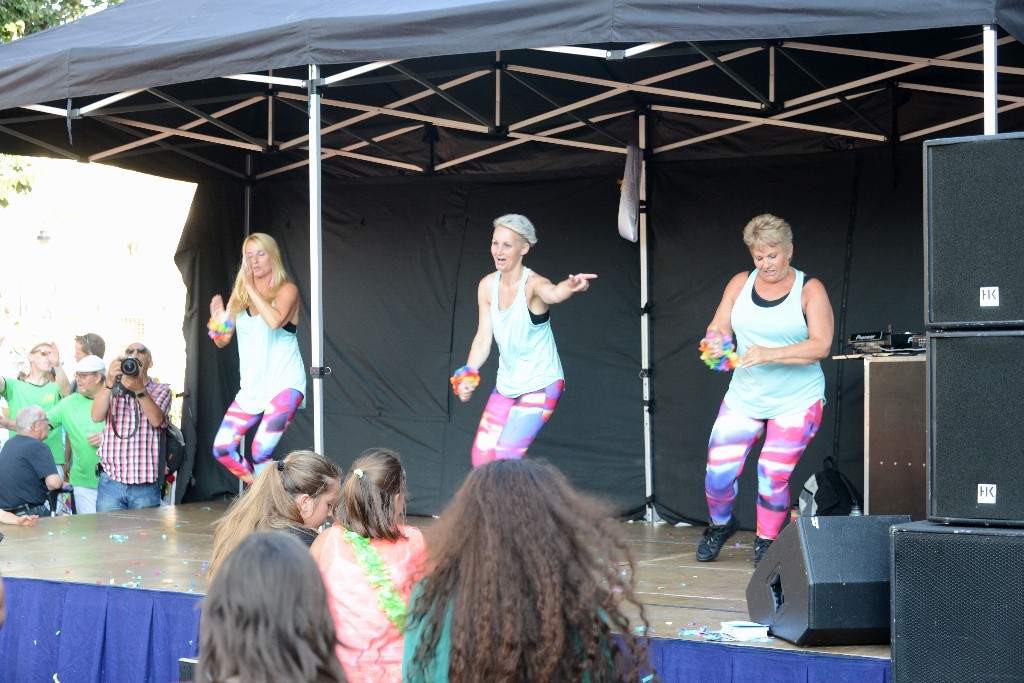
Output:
[91, 343, 172, 512]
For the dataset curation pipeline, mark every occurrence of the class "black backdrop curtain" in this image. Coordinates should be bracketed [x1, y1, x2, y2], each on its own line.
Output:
[181, 166, 646, 516]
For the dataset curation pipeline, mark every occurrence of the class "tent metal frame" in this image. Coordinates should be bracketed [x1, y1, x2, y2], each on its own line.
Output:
[0, 30, 1016, 513]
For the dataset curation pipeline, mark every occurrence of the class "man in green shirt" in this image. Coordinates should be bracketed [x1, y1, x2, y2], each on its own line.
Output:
[46, 355, 106, 514]
[0, 342, 71, 471]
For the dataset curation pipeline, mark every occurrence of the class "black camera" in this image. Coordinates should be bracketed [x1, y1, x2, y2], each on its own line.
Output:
[120, 356, 141, 377]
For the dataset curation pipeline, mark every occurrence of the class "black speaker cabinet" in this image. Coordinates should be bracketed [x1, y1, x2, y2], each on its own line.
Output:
[928, 331, 1024, 526]
[745, 514, 909, 646]
[891, 521, 1024, 683]
[925, 133, 1024, 329]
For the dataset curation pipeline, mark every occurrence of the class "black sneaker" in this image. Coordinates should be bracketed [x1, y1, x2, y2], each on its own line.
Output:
[753, 537, 773, 567]
[696, 517, 738, 562]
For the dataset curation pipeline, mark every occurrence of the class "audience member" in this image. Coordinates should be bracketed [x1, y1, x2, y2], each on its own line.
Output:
[46, 355, 106, 514]
[311, 448, 426, 683]
[91, 342, 172, 512]
[402, 458, 654, 683]
[198, 531, 347, 683]
[0, 509, 37, 526]
[0, 342, 71, 472]
[0, 406, 63, 518]
[208, 449, 341, 577]
[70, 332, 106, 394]
[74, 333, 106, 363]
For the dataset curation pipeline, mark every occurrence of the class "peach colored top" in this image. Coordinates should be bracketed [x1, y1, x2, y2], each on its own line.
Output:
[317, 525, 427, 683]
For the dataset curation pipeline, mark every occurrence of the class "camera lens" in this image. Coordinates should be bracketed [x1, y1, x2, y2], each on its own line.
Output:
[120, 357, 141, 377]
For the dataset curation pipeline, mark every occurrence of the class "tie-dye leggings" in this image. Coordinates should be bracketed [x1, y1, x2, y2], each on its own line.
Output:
[471, 380, 564, 468]
[212, 389, 303, 484]
[705, 399, 823, 539]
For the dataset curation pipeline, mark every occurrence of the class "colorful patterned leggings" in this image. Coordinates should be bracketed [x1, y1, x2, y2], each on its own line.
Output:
[471, 380, 564, 468]
[705, 400, 823, 539]
[212, 389, 303, 484]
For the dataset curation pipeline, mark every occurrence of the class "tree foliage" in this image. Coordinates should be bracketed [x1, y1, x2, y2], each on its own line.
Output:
[1, 1, 108, 42]
[0, 0, 121, 206]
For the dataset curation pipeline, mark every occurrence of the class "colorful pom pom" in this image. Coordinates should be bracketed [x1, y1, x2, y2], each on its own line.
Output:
[449, 365, 481, 394]
[207, 316, 235, 343]
[699, 333, 740, 372]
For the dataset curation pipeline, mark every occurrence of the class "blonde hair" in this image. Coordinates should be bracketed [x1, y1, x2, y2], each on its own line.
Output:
[742, 213, 793, 249]
[494, 214, 537, 245]
[208, 450, 340, 577]
[227, 232, 292, 316]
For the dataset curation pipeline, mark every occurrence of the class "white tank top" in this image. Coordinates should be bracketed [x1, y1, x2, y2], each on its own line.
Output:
[490, 268, 564, 397]
[234, 308, 307, 413]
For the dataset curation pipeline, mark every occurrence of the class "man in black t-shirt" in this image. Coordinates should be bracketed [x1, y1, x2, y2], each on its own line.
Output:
[0, 406, 63, 517]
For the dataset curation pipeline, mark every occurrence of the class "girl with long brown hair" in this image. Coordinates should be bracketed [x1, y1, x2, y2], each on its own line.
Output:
[402, 458, 655, 683]
[208, 449, 340, 577]
[311, 448, 426, 683]
[199, 531, 346, 683]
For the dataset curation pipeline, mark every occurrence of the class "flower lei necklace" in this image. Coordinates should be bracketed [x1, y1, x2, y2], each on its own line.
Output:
[340, 527, 407, 633]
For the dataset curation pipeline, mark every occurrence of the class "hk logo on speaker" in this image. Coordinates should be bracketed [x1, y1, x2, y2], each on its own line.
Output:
[979, 287, 1000, 307]
[977, 484, 997, 504]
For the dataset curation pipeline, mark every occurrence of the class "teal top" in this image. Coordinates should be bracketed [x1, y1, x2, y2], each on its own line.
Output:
[724, 268, 825, 419]
[402, 581, 452, 682]
[491, 267, 564, 398]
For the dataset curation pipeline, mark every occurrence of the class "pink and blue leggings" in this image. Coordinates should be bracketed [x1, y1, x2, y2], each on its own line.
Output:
[212, 389, 303, 484]
[705, 400, 823, 539]
[471, 380, 564, 468]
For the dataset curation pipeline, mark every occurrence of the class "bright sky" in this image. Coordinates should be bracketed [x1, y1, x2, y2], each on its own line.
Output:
[0, 157, 197, 390]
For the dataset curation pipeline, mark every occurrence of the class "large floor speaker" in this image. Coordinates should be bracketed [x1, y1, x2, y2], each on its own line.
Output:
[925, 133, 1024, 329]
[928, 331, 1024, 526]
[891, 521, 1024, 683]
[746, 514, 909, 646]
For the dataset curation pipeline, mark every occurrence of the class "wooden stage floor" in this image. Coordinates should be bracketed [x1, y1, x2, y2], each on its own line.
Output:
[0, 502, 889, 664]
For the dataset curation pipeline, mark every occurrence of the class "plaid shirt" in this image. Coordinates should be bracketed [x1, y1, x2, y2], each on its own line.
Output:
[97, 379, 172, 484]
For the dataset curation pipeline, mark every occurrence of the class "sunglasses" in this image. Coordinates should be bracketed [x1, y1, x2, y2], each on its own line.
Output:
[78, 335, 95, 356]
[125, 347, 149, 356]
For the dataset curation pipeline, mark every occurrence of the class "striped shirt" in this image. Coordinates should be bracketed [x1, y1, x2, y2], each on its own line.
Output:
[97, 379, 172, 484]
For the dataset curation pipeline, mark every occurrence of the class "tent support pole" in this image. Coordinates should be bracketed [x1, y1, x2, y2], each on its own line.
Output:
[238, 153, 255, 496]
[308, 64, 326, 454]
[639, 109, 657, 522]
[983, 25, 998, 134]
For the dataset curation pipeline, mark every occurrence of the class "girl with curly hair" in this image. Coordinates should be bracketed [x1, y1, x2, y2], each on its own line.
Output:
[402, 458, 654, 683]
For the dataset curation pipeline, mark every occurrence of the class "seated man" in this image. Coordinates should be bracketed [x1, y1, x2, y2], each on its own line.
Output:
[47, 355, 107, 514]
[92, 343, 171, 512]
[0, 406, 63, 518]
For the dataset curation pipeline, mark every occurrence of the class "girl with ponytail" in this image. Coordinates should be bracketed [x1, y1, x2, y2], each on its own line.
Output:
[208, 449, 341, 577]
[311, 448, 426, 683]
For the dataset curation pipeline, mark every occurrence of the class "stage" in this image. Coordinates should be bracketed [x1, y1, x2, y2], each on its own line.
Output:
[0, 503, 891, 682]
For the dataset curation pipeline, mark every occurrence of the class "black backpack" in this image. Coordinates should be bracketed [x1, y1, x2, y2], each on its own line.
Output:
[162, 422, 186, 478]
[798, 456, 863, 516]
